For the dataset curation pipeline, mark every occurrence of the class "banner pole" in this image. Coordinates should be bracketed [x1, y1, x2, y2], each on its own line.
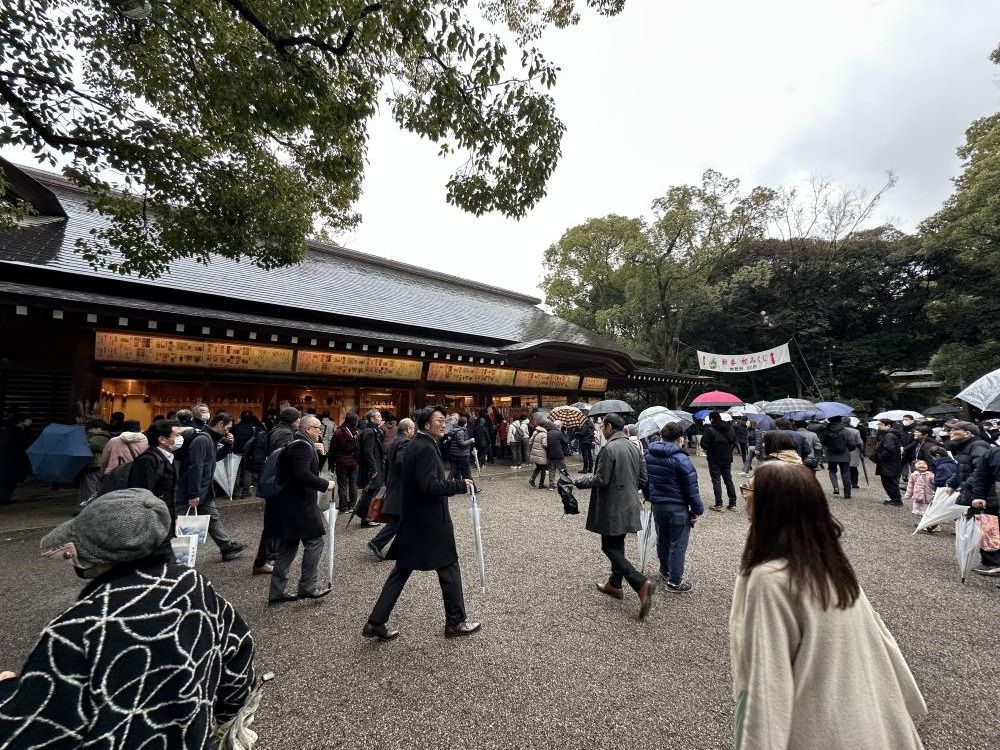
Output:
[791, 336, 825, 401]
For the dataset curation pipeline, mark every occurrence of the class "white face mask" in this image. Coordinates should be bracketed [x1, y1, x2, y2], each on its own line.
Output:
[902, 420, 913, 426]
[171, 435, 184, 450]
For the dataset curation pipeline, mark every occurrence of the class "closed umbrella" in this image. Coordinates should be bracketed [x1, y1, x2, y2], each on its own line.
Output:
[588, 399, 634, 417]
[765, 397, 816, 416]
[955, 515, 982, 583]
[814, 401, 855, 419]
[636, 503, 658, 575]
[213, 452, 242, 499]
[549, 405, 586, 428]
[690, 390, 743, 408]
[469, 486, 486, 593]
[914, 488, 965, 533]
[957, 367, 1000, 412]
[26, 424, 92, 484]
[326, 499, 338, 583]
[873, 409, 924, 422]
[556, 468, 580, 515]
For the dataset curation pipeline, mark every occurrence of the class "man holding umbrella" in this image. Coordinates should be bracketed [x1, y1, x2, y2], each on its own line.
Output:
[574, 413, 656, 620]
[363, 406, 479, 641]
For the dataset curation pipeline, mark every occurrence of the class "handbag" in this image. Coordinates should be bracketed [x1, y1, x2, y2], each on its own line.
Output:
[366, 485, 390, 523]
[175, 507, 211, 544]
[976, 514, 1000, 552]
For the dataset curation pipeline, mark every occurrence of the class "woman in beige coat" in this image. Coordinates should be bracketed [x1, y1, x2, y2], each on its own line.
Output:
[730, 462, 926, 750]
[527, 423, 549, 489]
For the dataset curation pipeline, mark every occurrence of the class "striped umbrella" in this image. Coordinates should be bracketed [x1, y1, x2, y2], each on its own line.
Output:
[764, 397, 816, 415]
[548, 405, 587, 428]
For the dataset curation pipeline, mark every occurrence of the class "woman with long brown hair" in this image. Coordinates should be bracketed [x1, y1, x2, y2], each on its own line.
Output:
[730, 462, 927, 750]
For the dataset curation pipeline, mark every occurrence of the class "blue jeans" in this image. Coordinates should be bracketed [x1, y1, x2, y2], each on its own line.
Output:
[651, 504, 691, 585]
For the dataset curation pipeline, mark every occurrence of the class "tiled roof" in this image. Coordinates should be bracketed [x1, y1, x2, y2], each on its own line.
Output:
[0, 163, 640, 362]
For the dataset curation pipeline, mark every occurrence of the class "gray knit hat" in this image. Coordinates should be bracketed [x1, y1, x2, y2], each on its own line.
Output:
[40, 489, 172, 568]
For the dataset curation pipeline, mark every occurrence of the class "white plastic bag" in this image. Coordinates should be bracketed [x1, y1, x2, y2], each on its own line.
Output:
[176, 507, 210, 544]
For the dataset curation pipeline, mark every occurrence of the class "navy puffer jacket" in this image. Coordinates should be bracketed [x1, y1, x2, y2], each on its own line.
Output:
[644, 441, 704, 515]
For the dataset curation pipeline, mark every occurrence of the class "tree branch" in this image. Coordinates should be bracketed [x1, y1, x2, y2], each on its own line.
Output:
[0, 76, 106, 150]
[222, 0, 382, 57]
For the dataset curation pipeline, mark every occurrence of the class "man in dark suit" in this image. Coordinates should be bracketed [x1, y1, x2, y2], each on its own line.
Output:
[128, 419, 181, 517]
[368, 417, 414, 558]
[363, 406, 479, 641]
[874, 418, 904, 506]
[265, 414, 335, 605]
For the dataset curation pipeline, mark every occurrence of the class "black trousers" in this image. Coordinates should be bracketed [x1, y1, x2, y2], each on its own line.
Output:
[737, 442, 748, 462]
[369, 561, 467, 626]
[355, 478, 380, 522]
[708, 461, 737, 507]
[881, 473, 902, 503]
[600, 534, 647, 593]
[370, 513, 401, 550]
[336, 465, 358, 510]
[450, 457, 472, 482]
[581, 444, 594, 473]
[254, 530, 280, 567]
[850, 466, 860, 488]
[828, 461, 852, 497]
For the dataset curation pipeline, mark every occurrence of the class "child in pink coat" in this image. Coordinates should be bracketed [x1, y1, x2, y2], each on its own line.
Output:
[904, 458, 935, 525]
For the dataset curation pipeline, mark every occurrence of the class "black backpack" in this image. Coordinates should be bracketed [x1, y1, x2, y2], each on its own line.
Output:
[439, 430, 454, 461]
[825, 427, 849, 455]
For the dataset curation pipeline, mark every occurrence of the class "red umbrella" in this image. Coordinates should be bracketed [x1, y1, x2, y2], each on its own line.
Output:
[689, 390, 742, 408]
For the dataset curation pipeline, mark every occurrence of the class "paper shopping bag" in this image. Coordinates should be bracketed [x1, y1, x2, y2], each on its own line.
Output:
[176, 507, 210, 544]
[170, 534, 199, 568]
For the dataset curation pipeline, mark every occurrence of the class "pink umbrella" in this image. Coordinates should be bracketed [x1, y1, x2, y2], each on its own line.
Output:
[689, 390, 743, 408]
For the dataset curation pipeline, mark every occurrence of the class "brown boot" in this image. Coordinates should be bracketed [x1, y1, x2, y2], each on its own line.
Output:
[596, 581, 624, 600]
[638, 579, 656, 620]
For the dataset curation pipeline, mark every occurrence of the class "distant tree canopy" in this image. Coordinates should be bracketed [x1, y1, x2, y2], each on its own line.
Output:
[0, 0, 626, 276]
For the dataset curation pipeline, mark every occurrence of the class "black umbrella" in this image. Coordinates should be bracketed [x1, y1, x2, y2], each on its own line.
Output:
[556, 468, 580, 515]
[923, 404, 961, 417]
[587, 399, 634, 417]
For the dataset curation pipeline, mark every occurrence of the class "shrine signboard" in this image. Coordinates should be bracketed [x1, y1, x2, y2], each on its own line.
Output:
[513, 370, 580, 391]
[427, 362, 516, 386]
[296, 351, 423, 380]
[95, 332, 293, 372]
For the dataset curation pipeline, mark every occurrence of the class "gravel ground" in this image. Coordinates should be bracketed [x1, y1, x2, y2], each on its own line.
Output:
[0, 455, 996, 749]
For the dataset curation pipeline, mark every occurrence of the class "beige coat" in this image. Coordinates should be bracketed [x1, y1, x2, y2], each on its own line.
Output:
[528, 425, 548, 466]
[730, 560, 926, 750]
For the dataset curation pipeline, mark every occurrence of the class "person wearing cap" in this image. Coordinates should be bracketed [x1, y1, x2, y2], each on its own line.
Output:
[175, 412, 247, 561]
[0, 489, 255, 746]
[574, 413, 656, 620]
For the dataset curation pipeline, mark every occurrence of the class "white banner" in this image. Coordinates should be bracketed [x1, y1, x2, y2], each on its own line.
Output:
[697, 343, 791, 373]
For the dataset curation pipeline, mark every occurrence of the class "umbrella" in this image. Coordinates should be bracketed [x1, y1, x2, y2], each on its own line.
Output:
[729, 403, 762, 415]
[469, 486, 486, 593]
[636, 503, 658, 574]
[955, 515, 982, 583]
[556, 468, 580, 515]
[814, 401, 855, 419]
[787, 410, 819, 422]
[873, 409, 924, 422]
[764, 397, 816, 415]
[690, 390, 743, 408]
[752, 400, 770, 410]
[588, 399, 634, 417]
[471, 447, 482, 477]
[923, 404, 962, 417]
[914, 488, 965, 533]
[693, 409, 711, 421]
[957, 367, 1000, 412]
[26, 424, 92, 484]
[326, 500, 338, 583]
[549, 405, 586, 428]
[637, 405, 672, 422]
[749, 414, 776, 431]
[570, 402, 591, 412]
[663, 409, 694, 428]
[635, 412, 681, 441]
[213, 452, 242, 499]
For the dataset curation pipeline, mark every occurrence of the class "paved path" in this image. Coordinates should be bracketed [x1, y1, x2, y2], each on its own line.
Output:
[0, 456, 996, 749]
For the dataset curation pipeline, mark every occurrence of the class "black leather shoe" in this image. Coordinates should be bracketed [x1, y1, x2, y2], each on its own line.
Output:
[267, 593, 298, 606]
[222, 542, 247, 561]
[298, 586, 332, 599]
[444, 621, 481, 638]
[362, 622, 399, 641]
[638, 580, 657, 620]
[596, 582, 624, 600]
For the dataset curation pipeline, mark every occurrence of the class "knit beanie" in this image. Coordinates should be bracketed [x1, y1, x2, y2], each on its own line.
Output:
[40, 489, 172, 568]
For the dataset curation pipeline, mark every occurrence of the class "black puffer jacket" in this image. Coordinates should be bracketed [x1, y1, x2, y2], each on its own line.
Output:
[701, 422, 737, 465]
[949, 437, 993, 504]
[546, 428, 568, 460]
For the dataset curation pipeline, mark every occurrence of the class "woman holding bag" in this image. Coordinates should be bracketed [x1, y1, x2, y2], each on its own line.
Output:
[730, 462, 926, 750]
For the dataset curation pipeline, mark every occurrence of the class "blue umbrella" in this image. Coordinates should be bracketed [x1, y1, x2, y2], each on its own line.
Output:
[26, 424, 92, 484]
[814, 401, 855, 419]
[693, 409, 711, 420]
[787, 410, 819, 421]
[747, 414, 776, 431]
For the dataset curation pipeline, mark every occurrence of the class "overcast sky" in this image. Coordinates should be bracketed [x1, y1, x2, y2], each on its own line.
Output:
[342, 0, 1000, 297]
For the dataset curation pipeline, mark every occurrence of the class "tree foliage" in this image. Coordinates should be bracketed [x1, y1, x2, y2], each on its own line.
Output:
[0, 0, 625, 276]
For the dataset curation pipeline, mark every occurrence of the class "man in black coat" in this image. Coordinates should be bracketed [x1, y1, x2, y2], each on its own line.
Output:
[363, 406, 479, 641]
[874, 418, 904, 506]
[701, 412, 738, 511]
[354, 409, 385, 527]
[578, 417, 596, 473]
[546, 419, 569, 488]
[252, 407, 301, 576]
[129, 419, 181, 517]
[265, 415, 335, 605]
[368, 418, 414, 558]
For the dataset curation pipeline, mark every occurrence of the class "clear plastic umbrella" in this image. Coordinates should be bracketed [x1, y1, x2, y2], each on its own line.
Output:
[873, 409, 924, 422]
[957, 367, 1000, 412]
[326, 499, 338, 584]
[914, 488, 966, 533]
[729, 403, 762, 415]
[636, 503, 658, 575]
[213, 452, 242, 499]
[955, 514, 982, 583]
[637, 405, 672, 422]
[469, 486, 486, 593]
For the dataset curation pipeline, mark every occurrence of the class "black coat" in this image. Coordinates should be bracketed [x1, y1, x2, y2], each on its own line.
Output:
[546, 428, 568, 460]
[383, 434, 410, 516]
[128, 447, 176, 510]
[875, 429, 903, 477]
[264, 435, 328, 541]
[387, 432, 468, 570]
[701, 423, 737, 465]
[358, 423, 385, 487]
[950, 437, 993, 504]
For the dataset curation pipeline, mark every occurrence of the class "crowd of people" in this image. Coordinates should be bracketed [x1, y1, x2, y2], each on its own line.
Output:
[1, 397, 997, 748]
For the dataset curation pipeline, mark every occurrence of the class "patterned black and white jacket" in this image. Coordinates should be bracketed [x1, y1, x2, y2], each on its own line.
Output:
[0, 557, 255, 749]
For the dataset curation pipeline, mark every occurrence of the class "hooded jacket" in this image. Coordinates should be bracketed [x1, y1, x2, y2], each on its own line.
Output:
[99, 432, 148, 474]
[448, 425, 475, 460]
[529, 424, 549, 466]
[970, 445, 1000, 513]
[644, 441, 704, 514]
[701, 421, 737, 465]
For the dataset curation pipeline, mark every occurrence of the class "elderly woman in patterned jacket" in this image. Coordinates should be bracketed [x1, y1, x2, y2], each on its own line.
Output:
[0, 488, 255, 749]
